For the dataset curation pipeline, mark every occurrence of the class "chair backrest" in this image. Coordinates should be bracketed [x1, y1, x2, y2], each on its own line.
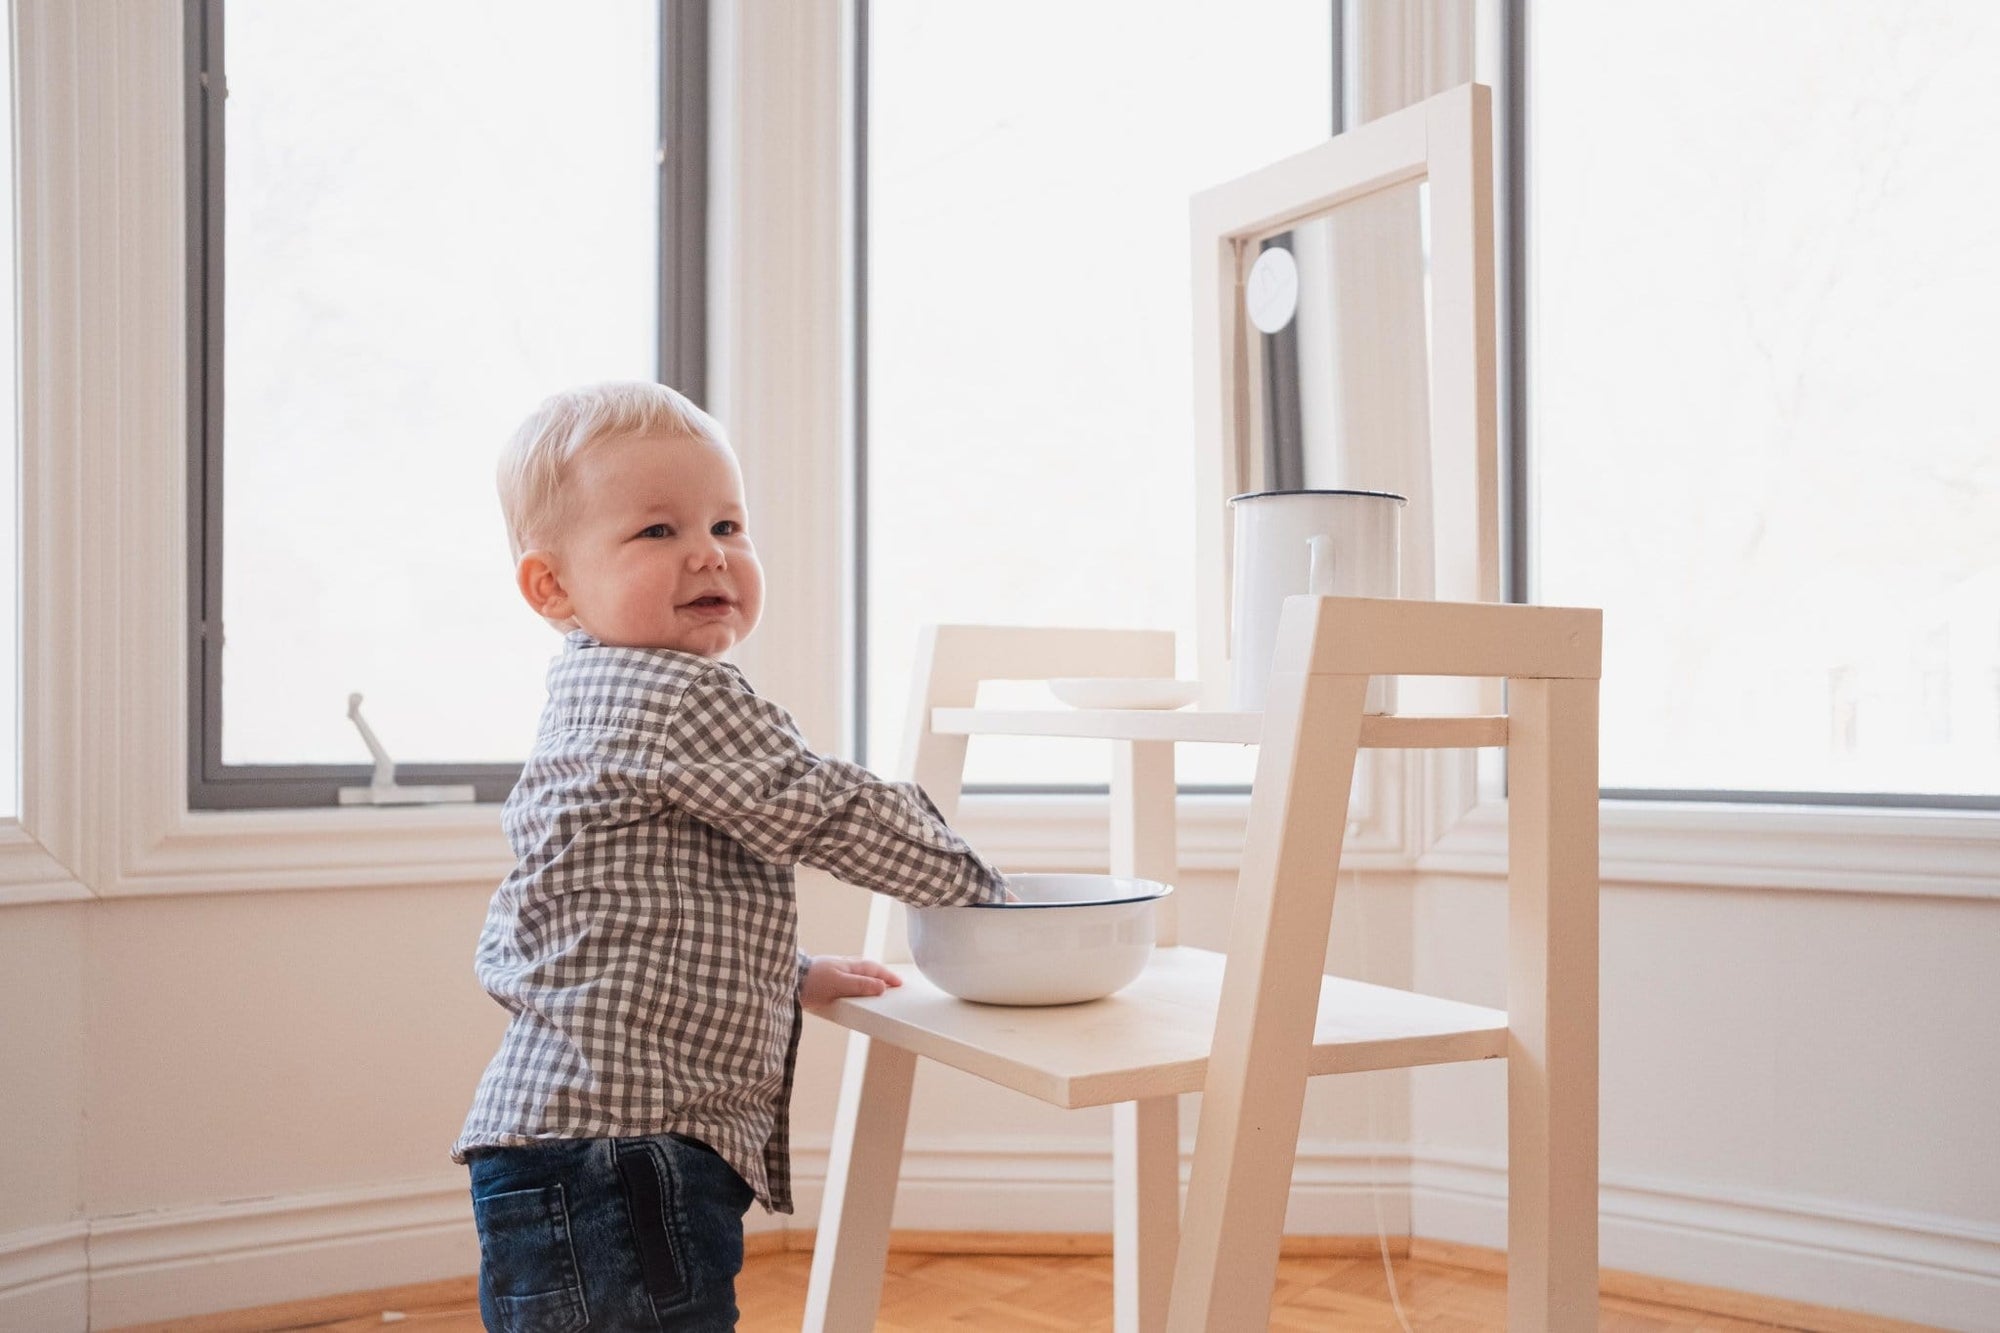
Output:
[867, 624, 1178, 962]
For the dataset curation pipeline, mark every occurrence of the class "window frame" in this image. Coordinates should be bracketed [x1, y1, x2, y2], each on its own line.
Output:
[3, 0, 1991, 904]
[181, 0, 712, 810]
[848, 0, 1344, 796]
[1500, 0, 1997, 813]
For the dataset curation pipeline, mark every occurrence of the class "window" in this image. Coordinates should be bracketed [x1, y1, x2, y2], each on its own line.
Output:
[0, 26, 15, 821]
[1518, 1, 2000, 807]
[858, 1, 1337, 789]
[187, 1, 707, 808]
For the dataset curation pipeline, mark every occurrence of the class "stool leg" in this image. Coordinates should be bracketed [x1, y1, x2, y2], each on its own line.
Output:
[1505, 676, 1600, 1330]
[804, 1032, 918, 1333]
[1114, 1096, 1180, 1333]
[1111, 728, 1181, 1332]
[1167, 667, 1368, 1331]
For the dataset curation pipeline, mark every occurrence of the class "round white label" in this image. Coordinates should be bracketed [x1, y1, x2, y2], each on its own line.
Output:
[1245, 246, 1299, 334]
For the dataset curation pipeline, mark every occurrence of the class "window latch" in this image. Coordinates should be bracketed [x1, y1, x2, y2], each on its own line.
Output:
[337, 693, 478, 806]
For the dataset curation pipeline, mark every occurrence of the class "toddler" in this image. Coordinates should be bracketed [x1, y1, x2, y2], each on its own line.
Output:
[455, 381, 1007, 1330]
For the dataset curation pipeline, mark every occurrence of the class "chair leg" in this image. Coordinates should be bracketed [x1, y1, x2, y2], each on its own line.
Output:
[804, 1033, 918, 1333]
[1114, 1096, 1180, 1333]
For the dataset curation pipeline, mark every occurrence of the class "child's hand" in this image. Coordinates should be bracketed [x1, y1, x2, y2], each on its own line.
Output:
[802, 954, 904, 1007]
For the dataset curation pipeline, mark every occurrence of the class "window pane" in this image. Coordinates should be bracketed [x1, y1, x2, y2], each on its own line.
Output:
[1529, 1, 2000, 800]
[221, 1, 658, 765]
[865, 1, 1332, 786]
[0, 32, 15, 819]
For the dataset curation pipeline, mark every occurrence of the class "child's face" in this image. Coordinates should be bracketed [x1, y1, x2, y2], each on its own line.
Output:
[520, 432, 765, 657]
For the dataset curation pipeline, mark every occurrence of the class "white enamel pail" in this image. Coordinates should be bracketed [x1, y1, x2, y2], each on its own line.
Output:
[1227, 489, 1405, 713]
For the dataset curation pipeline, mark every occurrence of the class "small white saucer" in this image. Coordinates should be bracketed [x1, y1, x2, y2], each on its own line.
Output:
[1049, 677, 1202, 711]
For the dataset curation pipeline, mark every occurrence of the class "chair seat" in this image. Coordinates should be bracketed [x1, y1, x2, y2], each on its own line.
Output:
[813, 945, 1507, 1109]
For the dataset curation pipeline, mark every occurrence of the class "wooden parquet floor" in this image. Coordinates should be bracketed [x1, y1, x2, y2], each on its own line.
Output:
[269, 1250, 1825, 1332]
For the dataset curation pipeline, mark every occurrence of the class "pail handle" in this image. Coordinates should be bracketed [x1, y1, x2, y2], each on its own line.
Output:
[1308, 534, 1336, 595]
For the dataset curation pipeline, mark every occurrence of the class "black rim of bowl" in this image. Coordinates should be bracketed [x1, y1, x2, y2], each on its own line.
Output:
[966, 884, 1175, 910]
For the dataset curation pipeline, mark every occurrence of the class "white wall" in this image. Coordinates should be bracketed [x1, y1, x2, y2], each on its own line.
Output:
[7, 848, 1998, 1330]
[1406, 873, 2000, 1329]
[0, 859, 1419, 1330]
[82, 888, 502, 1209]
[0, 905, 88, 1329]
[67, 888, 502, 1328]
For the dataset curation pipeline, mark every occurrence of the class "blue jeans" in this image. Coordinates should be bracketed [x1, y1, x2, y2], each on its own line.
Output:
[467, 1134, 755, 1332]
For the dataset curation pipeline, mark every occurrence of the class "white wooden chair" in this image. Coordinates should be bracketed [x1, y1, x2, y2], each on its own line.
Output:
[802, 593, 1602, 1332]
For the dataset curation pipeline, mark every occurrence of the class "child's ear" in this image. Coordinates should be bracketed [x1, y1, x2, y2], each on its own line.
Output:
[517, 550, 574, 623]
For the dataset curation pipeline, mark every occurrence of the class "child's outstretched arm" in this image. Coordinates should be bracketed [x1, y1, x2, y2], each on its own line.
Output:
[657, 665, 1006, 908]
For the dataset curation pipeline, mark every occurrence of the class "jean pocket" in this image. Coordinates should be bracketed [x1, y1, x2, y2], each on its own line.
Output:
[474, 1184, 589, 1333]
[615, 1141, 692, 1314]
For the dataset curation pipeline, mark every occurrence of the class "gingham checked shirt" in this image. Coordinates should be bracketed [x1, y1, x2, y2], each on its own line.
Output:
[454, 631, 1006, 1212]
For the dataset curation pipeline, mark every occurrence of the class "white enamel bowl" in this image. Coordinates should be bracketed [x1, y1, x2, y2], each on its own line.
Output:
[907, 873, 1173, 1006]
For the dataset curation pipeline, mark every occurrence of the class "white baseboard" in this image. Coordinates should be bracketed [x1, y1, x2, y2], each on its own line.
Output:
[0, 1141, 1408, 1330]
[784, 1136, 1414, 1239]
[4, 1141, 1991, 1330]
[86, 1178, 476, 1330]
[0, 1221, 87, 1333]
[1411, 1150, 2000, 1332]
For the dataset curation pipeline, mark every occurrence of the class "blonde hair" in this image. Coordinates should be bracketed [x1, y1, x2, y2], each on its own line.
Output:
[497, 381, 730, 559]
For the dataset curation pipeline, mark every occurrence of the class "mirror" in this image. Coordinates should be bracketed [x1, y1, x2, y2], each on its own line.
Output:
[1189, 83, 1499, 711]
[1240, 185, 1431, 499]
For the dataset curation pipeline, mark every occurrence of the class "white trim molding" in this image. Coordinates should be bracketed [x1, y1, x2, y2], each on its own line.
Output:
[0, 821, 87, 905]
[104, 807, 512, 899]
[955, 781, 1406, 879]
[8, 0, 96, 904]
[83, 1178, 479, 1331]
[0, 1221, 87, 1332]
[9, 1142, 1992, 1331]
[0, 1144, 1412, 1330]
[704, 0, 853, 755]
[1422, 793, 2000, 902]
[0, 1180, 474, 1330]
[1412, 1149, 2000, 1331]
[784, 1135, 1415, 1242]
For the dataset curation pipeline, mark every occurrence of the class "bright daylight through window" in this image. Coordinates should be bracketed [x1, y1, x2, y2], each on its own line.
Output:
[216, 1, 658, 773]
[863, 1, 1333, 788]
[0, 36, 15, 821]
[1528, 1, 2000, 803]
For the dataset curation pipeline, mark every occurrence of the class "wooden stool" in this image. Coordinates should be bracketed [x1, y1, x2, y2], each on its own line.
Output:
[804, 595, 1600, 1332]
